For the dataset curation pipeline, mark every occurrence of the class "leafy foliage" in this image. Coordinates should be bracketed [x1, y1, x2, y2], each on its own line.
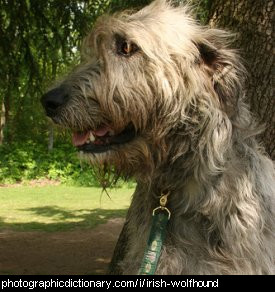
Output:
[0, 141, 98, 186]
[0, 141, 136, 187]
[0, 0, 113, 142]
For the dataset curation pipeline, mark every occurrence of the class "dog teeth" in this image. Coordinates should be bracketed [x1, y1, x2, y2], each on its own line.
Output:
[89, 132, 95, 142]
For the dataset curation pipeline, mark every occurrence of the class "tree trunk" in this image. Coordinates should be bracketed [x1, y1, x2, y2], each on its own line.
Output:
[1, 91, 11, 144]
[48, 125, 54, 152]
[208, 0, 274, 159]
[0, 100, 5, 145]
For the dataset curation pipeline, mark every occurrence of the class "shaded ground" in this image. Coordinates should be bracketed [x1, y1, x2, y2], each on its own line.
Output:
[0, 218, 124, 275]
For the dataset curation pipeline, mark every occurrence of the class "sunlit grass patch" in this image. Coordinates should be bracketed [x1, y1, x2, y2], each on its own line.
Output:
[0, 186, 133, 232]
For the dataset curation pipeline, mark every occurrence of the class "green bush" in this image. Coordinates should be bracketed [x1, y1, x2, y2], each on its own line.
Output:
[0, 141, 102, 186]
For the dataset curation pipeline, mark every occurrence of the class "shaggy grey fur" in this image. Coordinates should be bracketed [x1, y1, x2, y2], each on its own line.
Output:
[43, 0, 275, 274]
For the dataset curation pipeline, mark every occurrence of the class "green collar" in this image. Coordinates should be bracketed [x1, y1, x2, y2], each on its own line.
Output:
[138, 192, 171, 275]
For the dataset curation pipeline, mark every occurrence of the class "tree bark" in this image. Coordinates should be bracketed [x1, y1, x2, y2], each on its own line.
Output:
[1, 90, 11, 144]
[4, 93, 11, 143]
[0, 100, 5, 145]
[208, 0, 274, 159]
[48, 125, 54, 152]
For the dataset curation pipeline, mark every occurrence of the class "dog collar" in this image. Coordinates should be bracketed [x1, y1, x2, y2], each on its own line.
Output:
[138, 192, 171, 275]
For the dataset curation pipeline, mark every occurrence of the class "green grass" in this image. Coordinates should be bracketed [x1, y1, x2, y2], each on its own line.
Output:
[0, 186, 133, 232]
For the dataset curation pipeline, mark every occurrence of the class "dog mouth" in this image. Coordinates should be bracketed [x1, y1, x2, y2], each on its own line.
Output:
[72, 123, 137, 153]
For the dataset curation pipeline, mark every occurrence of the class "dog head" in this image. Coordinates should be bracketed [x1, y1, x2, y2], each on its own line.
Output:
[41, 0, 244, 180]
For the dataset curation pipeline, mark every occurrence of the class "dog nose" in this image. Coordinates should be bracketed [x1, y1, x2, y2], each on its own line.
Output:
[41, 86, 69, 117]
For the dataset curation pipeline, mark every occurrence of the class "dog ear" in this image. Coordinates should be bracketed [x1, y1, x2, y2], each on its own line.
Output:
[195, 36, 244, 115]
[196, 42, 219, 70]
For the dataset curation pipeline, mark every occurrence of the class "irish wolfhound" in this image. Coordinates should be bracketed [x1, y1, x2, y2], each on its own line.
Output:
[41, 0, 275, 274]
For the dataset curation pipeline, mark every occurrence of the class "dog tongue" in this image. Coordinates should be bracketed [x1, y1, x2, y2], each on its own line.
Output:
[72, 132, 90, 147]
[92, 125, 111, 137]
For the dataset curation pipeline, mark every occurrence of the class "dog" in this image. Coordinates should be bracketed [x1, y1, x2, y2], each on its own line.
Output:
[41, 0, 275, 274]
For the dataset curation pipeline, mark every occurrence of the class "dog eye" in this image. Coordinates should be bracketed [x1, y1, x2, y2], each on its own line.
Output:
[121, 41, 131, 55]
[116, 36, 138, 57]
